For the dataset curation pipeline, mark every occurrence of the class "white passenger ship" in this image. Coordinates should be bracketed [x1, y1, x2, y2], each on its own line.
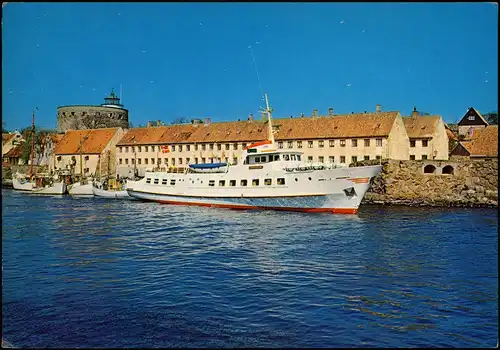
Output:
[126, 95, 382, 214]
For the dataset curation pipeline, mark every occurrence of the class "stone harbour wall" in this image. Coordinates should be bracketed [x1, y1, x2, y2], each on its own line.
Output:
[360, 158, 498, 207]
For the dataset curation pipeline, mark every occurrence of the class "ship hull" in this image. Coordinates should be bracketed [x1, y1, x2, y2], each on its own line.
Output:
[92, 186, 131, 199]
[126, 165, 381, 214]
[68, 182, 94, 196]
[12, 177, 66, 195]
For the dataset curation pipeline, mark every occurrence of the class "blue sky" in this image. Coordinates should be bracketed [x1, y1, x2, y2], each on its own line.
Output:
[2, 2, 498, 131]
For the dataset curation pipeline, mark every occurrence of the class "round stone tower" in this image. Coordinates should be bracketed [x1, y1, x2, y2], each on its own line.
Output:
[57, 88, 129, 132]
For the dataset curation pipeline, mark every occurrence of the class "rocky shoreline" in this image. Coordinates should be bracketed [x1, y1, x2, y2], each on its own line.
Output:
[362, 193, 498, 208]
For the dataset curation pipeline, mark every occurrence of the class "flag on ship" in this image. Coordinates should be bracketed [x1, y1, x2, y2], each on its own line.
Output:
[161, 145, 170, 153]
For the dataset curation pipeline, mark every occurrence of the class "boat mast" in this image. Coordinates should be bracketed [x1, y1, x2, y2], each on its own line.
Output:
[79, 134, 83, 181]
[264, 93, 275, 144]
[29, 108, 37, 179]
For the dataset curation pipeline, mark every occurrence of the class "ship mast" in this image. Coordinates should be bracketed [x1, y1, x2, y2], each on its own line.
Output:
[29, 108, 37, 179]
[264, 93, 275, 144]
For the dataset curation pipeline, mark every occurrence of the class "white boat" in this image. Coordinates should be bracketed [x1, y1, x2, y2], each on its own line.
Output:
[125, 94, 382, 214]
[12, 172, 67, 195]
[67, 180, 94, 196]
[92, 186, 131, 199]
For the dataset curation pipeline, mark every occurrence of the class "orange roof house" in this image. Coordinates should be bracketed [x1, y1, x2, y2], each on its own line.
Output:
[450, 125, 498, 158]
[54, 128, 122, 155]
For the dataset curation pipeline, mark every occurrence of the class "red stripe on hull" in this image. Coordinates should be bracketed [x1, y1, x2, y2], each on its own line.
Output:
[152, 199, 358, 214]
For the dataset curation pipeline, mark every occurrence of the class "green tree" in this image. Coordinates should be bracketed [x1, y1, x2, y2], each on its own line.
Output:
[484, 112, 498, 125]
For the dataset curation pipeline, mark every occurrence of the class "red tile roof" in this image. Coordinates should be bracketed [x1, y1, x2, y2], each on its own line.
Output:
[464, 126, 498, 157]
[4, 144, 23, 158]
[402, 116, 441, 138]
[54, 128, 121, 155]
[117, 111, 400, 145]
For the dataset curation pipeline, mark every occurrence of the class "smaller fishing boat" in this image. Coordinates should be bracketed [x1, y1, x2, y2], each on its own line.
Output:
[12, 172, 67, 195]
[67, 179, 94, 196]
[92, 177, 131, 199]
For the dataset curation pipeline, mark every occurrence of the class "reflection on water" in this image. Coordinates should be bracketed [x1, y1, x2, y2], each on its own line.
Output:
[2, 189, 498, 348]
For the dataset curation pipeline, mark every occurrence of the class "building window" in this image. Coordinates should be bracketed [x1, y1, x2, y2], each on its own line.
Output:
[145, 146, 148, 152]
[318, 140, 324, 148]
[138, 159, 142, 165]
[468, 115, 475, 120]
[252, 179, 259, 186]
[201, 157, 206, 163]
[329, 140, 335, 147]
[364, 155, 369, 161]
[308, 141, 313, 148]
[241, 179, 247, 186]
[233, 143, 238, 150]
[179, 158, 183, 165]
[229, 180, 236, 186]
[195, 144, 199, 151]
[157, 158, 161, 164]
[277, 178, 285, 185]
[410, 155, 416, 160]
[225, 144, 230, 150]
[125, 146, 129, 153]
[186, 157, 190, 164]
[340, 140, 346, 147]
[164, 159, 168, 166]
[202, 144, 206, 151]
[210, 144, 214, 150]
[194, 158, 198, 164]
[376, 155, 381, 160]
[264, 178, 272, 186]
[318, 156, 324, 163]
[119, 159, 122, 164]
[151, 158, 155, 164]
[145, 158, 148, 165]
[340, 156, 345, 163]
[410, 140, 416, 148]
[376, 138, 382, 147]
[172, 159, 175, 166]
[352, 156, 357, 163]
[308, 156, 313, 163]
[151, 146, 155, 152]
[131, 146, 135, 153]
[125, 159, 129, 165]
[84, 155, 89, 161]
[217, 143, 221, 151]
[297, 141, 302, 148]
[352, 139, 357, 147]
[186, 145, 191, 151]
[422, 140, 428, 147]
[287, 141, 293, 148]
[278, 142, 283, 149]
[422, 155, 428, 160]
[179, 145, 183, 152]
[219, 180, 225, 186]
[138, 146, 141, 152]
[119, 147, 122, 153]
[364, 139, 370, 147]
[131, 159, 135, 165]
[242, 143, 247, 149]
[233, 157, 238, 165]
[329, 156, 334, 163]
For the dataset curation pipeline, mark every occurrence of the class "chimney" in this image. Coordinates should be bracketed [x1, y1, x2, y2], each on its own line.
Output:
[411, 106, 419, 118]
[376, 104, 381, 112]
[248, 114, 254, 121]
[328, 107, 334, 117]
[312, 109, 318, 117]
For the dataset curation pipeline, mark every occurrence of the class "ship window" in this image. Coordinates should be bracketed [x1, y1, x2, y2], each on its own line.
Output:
[277, 178, 285, 185]
[297, 155, 301, 161]
[264, 178, 272, 186]
[291, 154, 296, 161]
[162, 179, 168, 185]
[241, 179, 247, 186]
[154, 179, 159, 184]
[219, 180, 225, 186]
[261, 156, 267, 162]
[254, 157, 260, 163]
[284, 155, 290, 161]
[229, 180, 236, 186]
[170, 179, 176, 185]
[146, 178, 151, 183]
[209, 180, 215, 187]
[252, 179, 259, 186]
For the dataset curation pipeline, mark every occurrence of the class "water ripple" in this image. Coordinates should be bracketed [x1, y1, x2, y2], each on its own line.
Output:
[2, 189, 498, 347]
